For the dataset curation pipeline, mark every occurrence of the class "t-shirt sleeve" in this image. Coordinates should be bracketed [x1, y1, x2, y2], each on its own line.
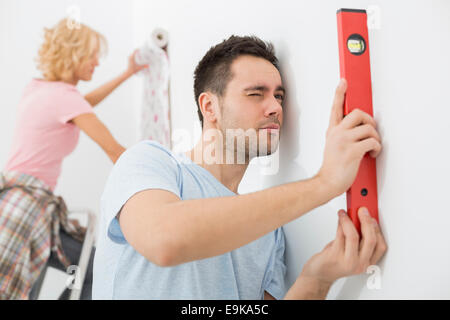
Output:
[263, 227, 287, 300]
[57, 87, 94, 124]
[101, 141, 182, 245]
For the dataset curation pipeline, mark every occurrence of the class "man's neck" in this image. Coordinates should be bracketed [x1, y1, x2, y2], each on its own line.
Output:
[184, 135, 249, 194]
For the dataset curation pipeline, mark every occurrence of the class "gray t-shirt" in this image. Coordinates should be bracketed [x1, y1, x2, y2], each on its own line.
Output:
[92, 140, 286, 299]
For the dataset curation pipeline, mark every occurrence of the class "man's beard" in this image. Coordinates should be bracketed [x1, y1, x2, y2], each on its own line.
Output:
[216, 127, 280, 164]
[218, 101, 280, 164]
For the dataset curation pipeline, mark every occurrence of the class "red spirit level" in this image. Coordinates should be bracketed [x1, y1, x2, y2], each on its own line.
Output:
[336, 8, 379, 234]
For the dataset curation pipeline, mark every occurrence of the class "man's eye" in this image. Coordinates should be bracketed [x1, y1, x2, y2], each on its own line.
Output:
[249, 93, 262, 97]
[275, 94, 284, 101]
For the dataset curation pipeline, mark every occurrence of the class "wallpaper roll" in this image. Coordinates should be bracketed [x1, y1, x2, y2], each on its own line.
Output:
[152, 28, 169, 49]
[135, 31, 171, 149]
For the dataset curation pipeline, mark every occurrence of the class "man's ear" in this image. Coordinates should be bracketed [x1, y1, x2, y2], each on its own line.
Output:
[198, 92, 220, 125]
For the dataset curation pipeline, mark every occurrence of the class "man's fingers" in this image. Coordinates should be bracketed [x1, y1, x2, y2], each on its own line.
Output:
[358, 207, 378, 270]
[341, 109, 377, 130]
[323, 240, 334, 251]
[328, 79, 347, 128]
[356, 137, 382, 159]
[334, 210, 346, 251]
[348, 124, 381, 144]
[338, 210, 360, 261]
[370, 220, 388, 265]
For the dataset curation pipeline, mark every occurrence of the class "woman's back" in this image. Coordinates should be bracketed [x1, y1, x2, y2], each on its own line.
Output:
[4, 79, 93, 190]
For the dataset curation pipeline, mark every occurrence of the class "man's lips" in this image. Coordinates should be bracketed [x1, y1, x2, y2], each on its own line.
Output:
[260, 124, 280, 130]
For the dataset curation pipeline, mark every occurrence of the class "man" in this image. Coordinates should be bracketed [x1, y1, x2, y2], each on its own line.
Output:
[92, 35, 386, 300]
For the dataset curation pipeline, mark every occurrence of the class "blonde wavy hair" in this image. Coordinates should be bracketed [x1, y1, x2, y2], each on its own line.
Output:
[37, 18, 107, 81]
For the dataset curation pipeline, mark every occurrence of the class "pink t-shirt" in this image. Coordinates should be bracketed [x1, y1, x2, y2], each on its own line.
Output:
[4, 79, 94, 191]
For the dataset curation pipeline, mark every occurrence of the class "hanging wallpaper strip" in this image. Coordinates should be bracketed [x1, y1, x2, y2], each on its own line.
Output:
[135, 30, 171, 149]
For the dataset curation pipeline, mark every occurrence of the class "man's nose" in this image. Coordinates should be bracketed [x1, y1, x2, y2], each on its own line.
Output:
[264, 96, 283, 118]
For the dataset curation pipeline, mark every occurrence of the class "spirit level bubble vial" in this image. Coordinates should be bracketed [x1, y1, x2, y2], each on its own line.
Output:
[336, 8, 379, 234]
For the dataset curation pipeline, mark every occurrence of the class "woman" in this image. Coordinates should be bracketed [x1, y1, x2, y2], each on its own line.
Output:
[0, 18, 147, 299]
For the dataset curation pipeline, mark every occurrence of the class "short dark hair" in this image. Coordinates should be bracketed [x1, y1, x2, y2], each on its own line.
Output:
[193, 35, 279, 128]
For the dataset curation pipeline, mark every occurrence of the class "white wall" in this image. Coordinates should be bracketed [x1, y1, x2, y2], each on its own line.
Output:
[133, 0, 450, 299]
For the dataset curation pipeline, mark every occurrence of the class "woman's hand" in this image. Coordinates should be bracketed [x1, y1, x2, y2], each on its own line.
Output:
[125, 49, 149, 77]
[84, 49, 150, 107]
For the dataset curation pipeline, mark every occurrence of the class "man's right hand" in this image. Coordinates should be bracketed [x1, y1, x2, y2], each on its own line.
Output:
[301, 207, 387, 285]
[317, 79, 382, 197]
[284, 207, 387, 299]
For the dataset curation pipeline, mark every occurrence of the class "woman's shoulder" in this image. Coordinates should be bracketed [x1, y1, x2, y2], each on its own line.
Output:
[19, 79, 90, 119]
[31, 78, 77, 89]
[27, 78, 83, 99]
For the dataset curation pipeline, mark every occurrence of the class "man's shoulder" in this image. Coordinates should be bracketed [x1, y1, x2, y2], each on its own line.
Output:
[117, 140, 181, 167]
[99, 140, 183, 223]
[101, 140, 181, 195]
[128, 139, 172, 155]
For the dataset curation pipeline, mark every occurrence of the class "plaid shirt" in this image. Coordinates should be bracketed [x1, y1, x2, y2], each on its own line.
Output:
[0, 171, 85, 300]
